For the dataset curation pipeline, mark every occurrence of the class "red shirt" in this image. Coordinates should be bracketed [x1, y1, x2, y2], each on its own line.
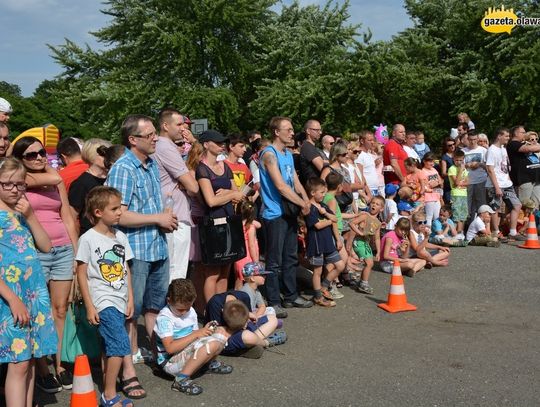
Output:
[59, 160, 89, 192]
[225, 160, 252, 189]
[383, 139, 407, 184]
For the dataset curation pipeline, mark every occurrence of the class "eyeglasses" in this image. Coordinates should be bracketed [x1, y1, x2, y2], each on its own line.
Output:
[416, 220, 427, 225]
[0, 182, 26, 191]
[22, 149, 47, 161]
[353, 150, 361, 154]
[446, 143, 455, 147]
[175, 140, 186, 147]
[132, 131, 157, 140]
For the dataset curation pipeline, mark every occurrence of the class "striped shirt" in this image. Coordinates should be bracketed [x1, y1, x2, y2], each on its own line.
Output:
[106, 148, 167, 262]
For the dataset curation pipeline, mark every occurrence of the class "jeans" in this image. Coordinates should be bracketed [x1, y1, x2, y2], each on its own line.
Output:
[263, 216, 299, 305]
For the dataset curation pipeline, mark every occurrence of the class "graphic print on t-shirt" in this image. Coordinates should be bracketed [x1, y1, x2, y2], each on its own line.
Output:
[464, 152, 482, 164]
[95, 244, 127, 290]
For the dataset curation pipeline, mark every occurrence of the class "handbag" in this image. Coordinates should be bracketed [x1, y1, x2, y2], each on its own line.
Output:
[73, 300, 101, 360]
[60, 303, 83, 363]
[199, 214, 246, 265]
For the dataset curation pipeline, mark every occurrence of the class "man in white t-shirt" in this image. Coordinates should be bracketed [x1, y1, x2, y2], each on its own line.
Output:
[355, 131, 381, 196]
[462, 133, 488, 219]
[485, 128, 523, 240]
[403, 131, 420, 163]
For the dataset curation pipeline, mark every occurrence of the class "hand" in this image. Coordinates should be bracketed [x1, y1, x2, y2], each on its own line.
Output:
[231, 191, 244, 205]
[336, 239, 343, 251]
[196, 327, 213, 338]
[157, 212, 178, 232]
[318, 206, 327, 216]
[301, 201, 310, 216]
[8, 296, 30, 327]
[495, 187, 503, 198]
[374, 253, 380, 262]
[248, 312, 257, 322]
[14, 196, 33, 218]
[125, 297, 134, 320]
[86, 306, 100, 325]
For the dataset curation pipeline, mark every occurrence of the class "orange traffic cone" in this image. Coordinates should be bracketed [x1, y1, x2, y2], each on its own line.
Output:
[70, 355, 97, 407]
[378, 260, 417, 313]
[518, 214, 540, 249]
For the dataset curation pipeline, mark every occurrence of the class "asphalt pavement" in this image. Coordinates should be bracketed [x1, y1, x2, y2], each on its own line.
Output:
[38, 242, 540, 407]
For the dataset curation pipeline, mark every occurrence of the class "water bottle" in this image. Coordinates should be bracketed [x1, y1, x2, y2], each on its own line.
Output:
[164, 193, 174, 213]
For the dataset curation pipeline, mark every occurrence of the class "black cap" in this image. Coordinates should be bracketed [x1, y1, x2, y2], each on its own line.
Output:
[198, 129, 227, 143]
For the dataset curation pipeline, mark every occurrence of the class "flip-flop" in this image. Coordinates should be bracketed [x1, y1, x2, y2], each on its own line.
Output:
[100, 393, 133, 407]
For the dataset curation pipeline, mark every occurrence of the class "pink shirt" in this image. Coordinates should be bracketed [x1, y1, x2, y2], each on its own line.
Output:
[422, 167, 441, 202]
[381, 230, 403, 259]
[26, 188, 71, 247]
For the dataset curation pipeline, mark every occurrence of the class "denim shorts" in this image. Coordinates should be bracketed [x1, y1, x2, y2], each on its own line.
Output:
[98, 307, 131, 357]
[309, 250, 341, 267]
[38, 244, 74, 282]
[222, 315, 269, 355]
[129, 258, 169, 318]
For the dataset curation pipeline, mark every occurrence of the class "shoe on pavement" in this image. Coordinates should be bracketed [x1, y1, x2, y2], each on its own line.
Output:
[36, 373, 62, 394]
[132, 347, 154, 364]
[57, 369, 73, 390]
[329, 284, 344, 299]
[356, 281, 374, 295]
[313, 296, 336, 307]
[171, 378, 203, 395]
[282, 297, 313, 308]
[273, 305, 288, 318]
[265, 330, 287, 347]
[508, 233, 526, 242]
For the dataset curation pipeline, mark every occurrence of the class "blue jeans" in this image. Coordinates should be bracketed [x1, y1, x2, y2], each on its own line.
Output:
[263, 216, 299, 305]
[129, 258, 169, 319]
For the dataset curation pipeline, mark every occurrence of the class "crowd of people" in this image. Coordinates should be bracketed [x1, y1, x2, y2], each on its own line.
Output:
[0, 96, 539, 406]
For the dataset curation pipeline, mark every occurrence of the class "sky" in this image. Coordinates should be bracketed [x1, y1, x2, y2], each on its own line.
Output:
[0, 0, 413, 97]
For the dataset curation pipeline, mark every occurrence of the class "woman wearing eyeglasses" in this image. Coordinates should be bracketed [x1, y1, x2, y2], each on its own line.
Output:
[440, 137, 456, 204]
[12, 136, 79, 394]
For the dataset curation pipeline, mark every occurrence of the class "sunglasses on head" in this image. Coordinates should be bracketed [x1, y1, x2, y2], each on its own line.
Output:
[175, 140, 186, 147]
[22, 149, 47, 161]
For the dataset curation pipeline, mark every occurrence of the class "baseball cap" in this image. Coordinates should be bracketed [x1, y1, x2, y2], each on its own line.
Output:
[397, 201, 414, 212]
[183, 115, 193, 125]
[198, 129, 227, 143]
[478, 204, 495, 214]
[242, 262, 271, 278]
[384, 183, 399, 196]
[0, 98, 12, 114]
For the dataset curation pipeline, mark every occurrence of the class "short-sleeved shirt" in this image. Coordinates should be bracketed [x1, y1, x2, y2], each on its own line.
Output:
[299, 141, 326, 183]
[384, 199, 399, 230]
[355, 151, 378, 189]
[447, 165, 468, 197]
[153, 136, 193, 225]
[422, 168, 441, 202]
[76, 228, 134, 314]
[485, 145, 512, 189]
[68, 172, 105, 235]
[239, 284, 265, 312]
[430, 218, 455, 238]
[304, 203, 336, 257]
[462, 146, 487, 184]
[323, 193, 343, 232]
[507, 140, 540, 186]
[466, 216, 487, 241]
[59, 160, 89, 192]
[105, 148, 167, 262]
[195, 162, 234, 218]
[381, 230, 403, 259]
[204, 291, 252, 325]
[154, 305, 198, 366]
[225, 160, 252, 189]
[383, 139, 408, 184]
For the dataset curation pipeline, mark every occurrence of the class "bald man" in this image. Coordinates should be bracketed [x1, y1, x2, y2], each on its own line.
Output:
[299, 119, 328, 184]
[383, 123, 408, 184]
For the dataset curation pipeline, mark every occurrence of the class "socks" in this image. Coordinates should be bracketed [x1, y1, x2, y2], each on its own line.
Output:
[314, 289, 322, 299]
[322, 278, 331, 288]
[176, 373, 189, 382]
[509, 228, 517, 236]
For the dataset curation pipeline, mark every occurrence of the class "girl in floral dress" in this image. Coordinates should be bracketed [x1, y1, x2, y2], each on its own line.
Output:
[0, 157, 56, 407]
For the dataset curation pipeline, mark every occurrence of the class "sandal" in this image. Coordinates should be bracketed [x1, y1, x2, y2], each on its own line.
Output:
[204, 360, 233, 374]
[121, 376, 147, 399]
[171, 378, 203, 395]
[313, 296, 336, 307]
[100, 393, 133, 407]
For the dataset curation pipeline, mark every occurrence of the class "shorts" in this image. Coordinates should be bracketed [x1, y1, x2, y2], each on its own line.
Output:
[162, 333, 227, 376]
[487, 187, 521, 212]
[38, 244, 74, 282]
[352, 239, 373, 259]
[308, 250, 341, 267]
[129, 258, 169, 319]
[97, 307, 131, 357]
[451, 195, 468, 222]
[222, 315, 269, 355]
[379, 260, 394, 274]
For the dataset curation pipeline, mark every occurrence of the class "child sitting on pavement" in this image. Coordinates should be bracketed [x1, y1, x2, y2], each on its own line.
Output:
[380, 217, 427, 277]
[347, 195, 384, 294]
[304, 178, 347, 307]
[154, 279, 233, 396]
[466, 205, 501, 247]
[429, 205, 467, 246]
[408, 211, 450, 268]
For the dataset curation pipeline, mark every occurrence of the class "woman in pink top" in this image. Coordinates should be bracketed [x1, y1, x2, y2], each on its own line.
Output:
[12, 137, 78, 393]
[421, 152, 444, 226]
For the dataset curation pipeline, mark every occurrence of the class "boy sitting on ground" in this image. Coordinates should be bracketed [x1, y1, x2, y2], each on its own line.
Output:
[466, 205, 501, 247]
[154, 279, 233, 396]
[429, 205, 467, 246]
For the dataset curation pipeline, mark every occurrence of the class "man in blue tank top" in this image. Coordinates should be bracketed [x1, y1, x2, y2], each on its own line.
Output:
[259, 116, 313, 318]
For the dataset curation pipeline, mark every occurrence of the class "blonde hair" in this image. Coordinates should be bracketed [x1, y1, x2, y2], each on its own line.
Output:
[525, 131, 538, 142]
[0, 157, 26, 177]
[81, 138, 112, 165]
[186, 142, 204, 171]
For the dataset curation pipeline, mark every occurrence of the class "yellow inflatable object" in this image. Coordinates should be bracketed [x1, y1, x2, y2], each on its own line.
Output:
[12, 124, 60, 153]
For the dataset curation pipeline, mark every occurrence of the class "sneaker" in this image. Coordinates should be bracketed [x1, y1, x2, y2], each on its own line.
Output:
[508, 234, 526, 242]
[266, 330, 287, 347]
[356, 281, 374, 295]
[132, 347, 154, 364]
[36, 373, 62, 394]
[204, 360, 233, 374]
[57, 369, 73, 390]
[329, 284, 344, 299]
[282, 297, 314, 308]
[313, 296, 336, 307]
[171, 378, 203, 395]
[455, 233, 465, 240]
[273, 305, 288, 318]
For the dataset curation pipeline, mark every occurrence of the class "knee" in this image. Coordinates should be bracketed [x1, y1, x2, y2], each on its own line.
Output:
[241, 331, 260, 346]
[53, 303, 68, 320]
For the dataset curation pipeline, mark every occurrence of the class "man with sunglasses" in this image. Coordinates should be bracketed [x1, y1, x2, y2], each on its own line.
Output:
[321, 134, 335, 159]
[154, 108, 199, 282]
[106, 114, 178, 374]
[462, 132, 488, 220]
[298, 119, 328, 184]
[0, 123, 10, 158]
[507, 125, 540, 206]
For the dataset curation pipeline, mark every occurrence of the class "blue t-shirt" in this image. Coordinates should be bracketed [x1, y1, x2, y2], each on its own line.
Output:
[304, 203, 337, 257]
[259, 145, 296, 220]
[430, 218, 455, 238]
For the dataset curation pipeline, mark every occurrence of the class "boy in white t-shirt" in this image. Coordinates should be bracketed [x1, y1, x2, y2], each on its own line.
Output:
[466, 205, 501, 247]
[383, 183, 399, 230]
[76, 186, 136, 406]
